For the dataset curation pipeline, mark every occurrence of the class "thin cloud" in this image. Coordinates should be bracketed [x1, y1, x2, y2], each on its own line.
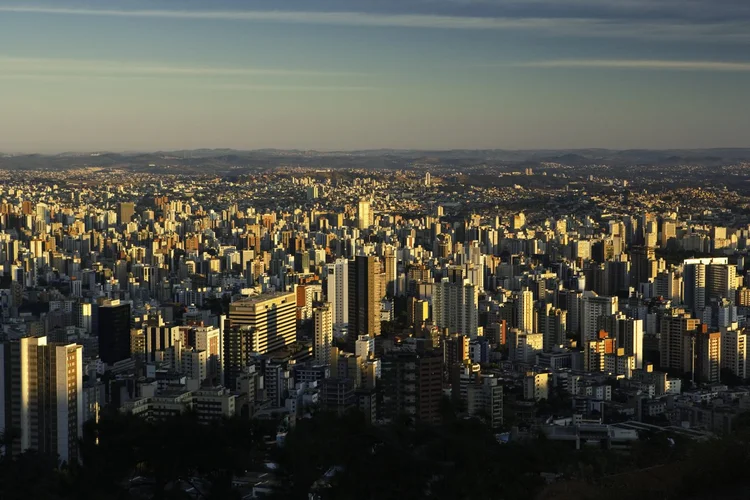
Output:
[0, 56, 359, 77]
[520, 59, 750, 71]
[1, 5, 748, 41]
[0, 73, 381, 91]
[207, 84, 381, 91]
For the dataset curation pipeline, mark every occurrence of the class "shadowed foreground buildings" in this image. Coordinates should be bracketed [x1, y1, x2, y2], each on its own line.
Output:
[381, 350, 443, 425]
[0, 336, 83, 463]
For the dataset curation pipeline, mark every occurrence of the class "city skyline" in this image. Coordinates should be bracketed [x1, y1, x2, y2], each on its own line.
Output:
[1, 0, 750, 152]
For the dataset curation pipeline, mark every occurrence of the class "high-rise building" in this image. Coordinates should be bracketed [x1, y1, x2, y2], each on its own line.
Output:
[313, 304, 333, 366]
[580, 292, 618, 343]
[508, 330, 544, 364]
[466, 375, 503, 428]
[684, 260, 707, 314]
[117, 202, 135, 226]
[145, 312, 180, 363]
[97, 300, 131, 365]
[383, 246, 397, 297]
[347, 255, 382, 345]
[190, 325, 222, 385]
[659, 312, 701, 374]
[537, 303, 566, 351]
[444, 334, 470, 368]
[517, 288, 534, 333]
[695, 328, 721, 384]
[325, 258, 349, 336]
[684, 258, 733, 315]
[706, 262, 738, 303]
[229, 291, 297, 354]
[523, 372, 549, 401]
[74, 302, 93, 333]
[720, 324, 746, 380]
[0, 337, 83, 463]
[357, 199, 372, 230]
[223, 325, 256, 391]
[598, 313, 644, 369]
[584, 330, 617, 372]
[433, 278, 479, 339]
[380, 350, 442, 425]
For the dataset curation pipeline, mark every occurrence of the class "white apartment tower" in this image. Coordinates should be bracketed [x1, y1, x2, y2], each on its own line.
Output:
[721, 324, 747, 380]
[580, 292, 618, 343]
[433, 278, 479, 339]
[0, 337, 83, 464]
[314, 304, 333, 365]
[326, 258, 349, 336]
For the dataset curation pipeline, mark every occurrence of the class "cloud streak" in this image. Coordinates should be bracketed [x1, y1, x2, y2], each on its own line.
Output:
[0, 5, 748, 41]
[520, 59, 750, 71]
[0, 56, 358, 77]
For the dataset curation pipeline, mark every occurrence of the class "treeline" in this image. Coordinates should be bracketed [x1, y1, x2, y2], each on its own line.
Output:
[1, 409, 749, 499]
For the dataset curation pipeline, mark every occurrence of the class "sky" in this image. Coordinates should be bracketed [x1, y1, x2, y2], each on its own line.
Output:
[0, 0, 749, 152]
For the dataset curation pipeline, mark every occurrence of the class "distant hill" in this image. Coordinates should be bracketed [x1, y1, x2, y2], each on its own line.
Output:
[0, 148, 749, 172]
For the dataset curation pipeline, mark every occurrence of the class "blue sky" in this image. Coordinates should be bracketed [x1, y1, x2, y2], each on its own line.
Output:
[0, 0, 749, 152]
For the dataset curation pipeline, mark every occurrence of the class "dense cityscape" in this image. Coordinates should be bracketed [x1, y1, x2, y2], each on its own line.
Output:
[1, 151, 750, 498]
[3, 0, 750, 498]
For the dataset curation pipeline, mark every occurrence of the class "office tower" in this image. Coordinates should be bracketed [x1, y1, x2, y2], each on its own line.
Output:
[721, 324, 746, 380]
[223, 325, 256, 391]
[326, 258, 349, 336]
[97, 300, 131, 365]
[695, 328, 721, 384]
[0, 337, 83, 463]
[424, 172, 431, 187]
[380, 351, 442, 425]
[145, 312, 180, 363]
[659, 312, 701, 374]
[357, 199, 372, 229]
[433, 278, 479, 339]
[598, 313, 644, 369]
[313, 304, 333, 366]
[229, 291, 297, 354]
[117, 202, 135, 226]
[538, 303, 567, 351]
[517, 288, 534, 333]
[347, 255, 382, 344]
[580, 292, 618, 343]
